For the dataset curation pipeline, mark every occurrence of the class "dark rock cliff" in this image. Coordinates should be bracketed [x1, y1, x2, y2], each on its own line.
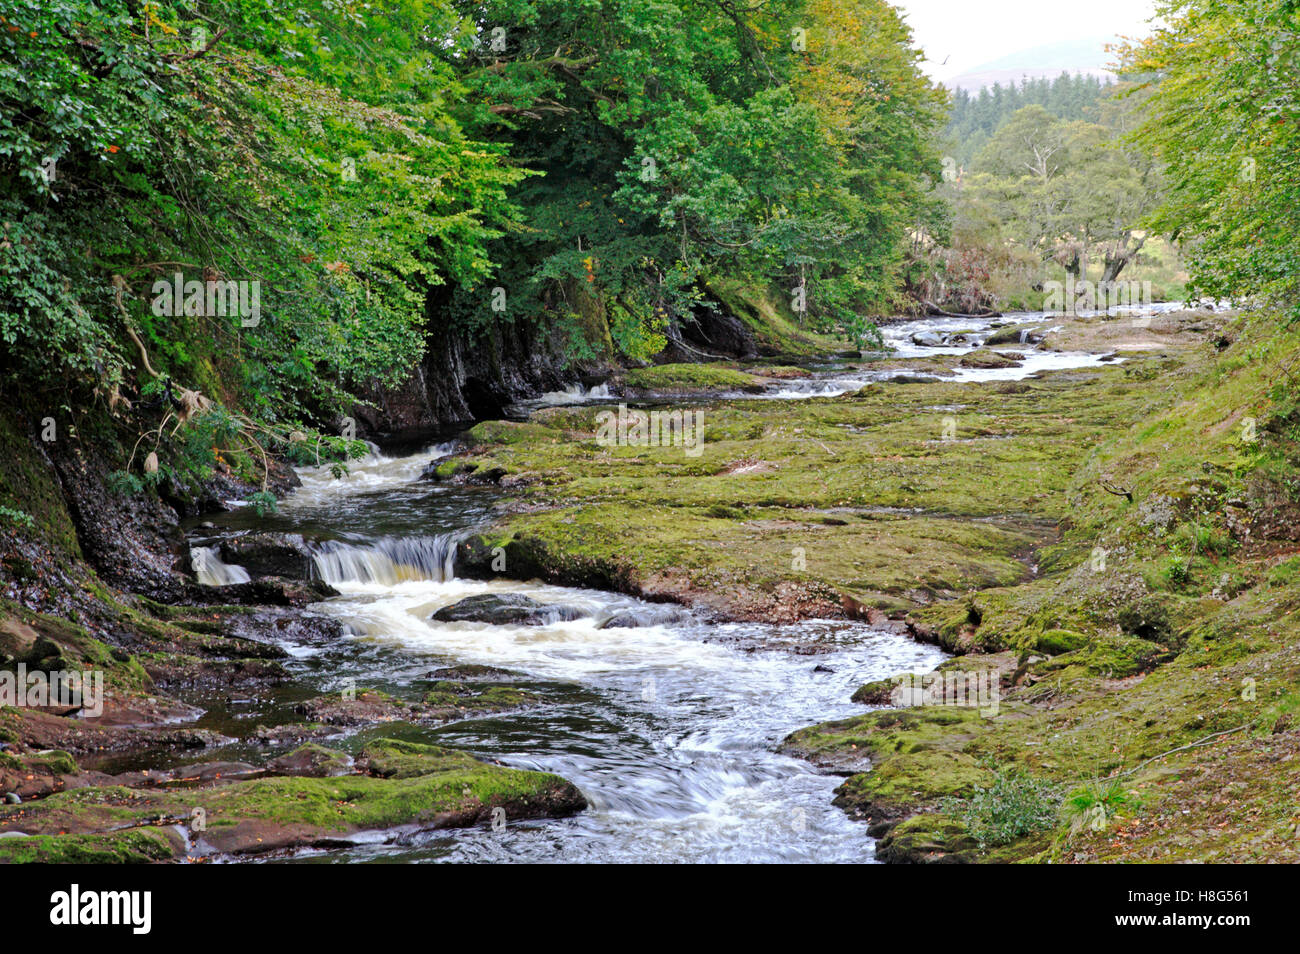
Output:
[351, 313, 591, 436]
[351, 293, 765, 436]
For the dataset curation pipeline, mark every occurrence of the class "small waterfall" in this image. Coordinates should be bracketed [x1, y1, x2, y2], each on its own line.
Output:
[1019, 328, 1031, 344]
[537, 383, 612, 406]
[191, 546, 251, 586]
[428, 440, 463, 459]
[310, 535, 459, 586]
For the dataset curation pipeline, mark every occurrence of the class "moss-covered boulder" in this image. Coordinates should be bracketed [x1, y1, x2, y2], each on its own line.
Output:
[618, 363, 761, 394]
[874, 813, 979, 863]
[266, 743, 353, 778]
[294, 683, 540, 728]
[1035, 629, 1089, 655]
[851, 676, 904, 706]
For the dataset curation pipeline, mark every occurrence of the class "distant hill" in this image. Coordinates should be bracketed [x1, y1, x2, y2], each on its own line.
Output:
[945, 36, 1118, 92]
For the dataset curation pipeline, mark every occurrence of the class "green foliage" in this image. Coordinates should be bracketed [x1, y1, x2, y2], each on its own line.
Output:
[105, 471, 144, 497]
[944, 72, 1117, 168]
[920, 85, 1169, 311]
[0, 505, 34, 529]
[1118, 0, 1300, 319]
[445, 0, 946, 351]
[0, 0, 523, 417]
[941, 766, 1062, 850]
[2, 0, 946, 457]
[1165, 555, 1191, 587]
[966, 98, 1162, 278]
[247, 490, 278, 518]
[1254, 691, 1300, 737]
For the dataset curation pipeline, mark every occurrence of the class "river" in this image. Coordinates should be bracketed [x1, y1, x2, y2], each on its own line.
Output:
[189, 303, 1182, 863]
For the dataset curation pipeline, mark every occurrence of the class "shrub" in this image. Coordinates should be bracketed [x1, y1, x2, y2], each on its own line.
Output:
[942, 768, 1062, 850]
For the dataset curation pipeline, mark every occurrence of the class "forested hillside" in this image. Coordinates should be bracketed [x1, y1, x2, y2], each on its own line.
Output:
[1, 0, 945, 498]
[943, 72, 1115, 168]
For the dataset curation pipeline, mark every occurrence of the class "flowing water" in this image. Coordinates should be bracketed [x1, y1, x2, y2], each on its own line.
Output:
[190, 304, 1192, 863]
[734, 302, 1192, 399]
[218, 444, 944, 863]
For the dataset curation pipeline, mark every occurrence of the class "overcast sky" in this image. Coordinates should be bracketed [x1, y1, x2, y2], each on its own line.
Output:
[892, 0, 1161, 81]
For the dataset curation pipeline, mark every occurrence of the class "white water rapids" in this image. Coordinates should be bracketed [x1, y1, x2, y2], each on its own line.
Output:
[247, 444, 941, 863]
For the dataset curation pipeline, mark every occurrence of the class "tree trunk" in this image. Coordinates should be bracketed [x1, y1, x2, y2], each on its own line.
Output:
[1101, 233, 1147, 284]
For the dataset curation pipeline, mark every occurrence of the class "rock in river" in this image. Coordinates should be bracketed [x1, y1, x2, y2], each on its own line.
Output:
[218, 532, 314, 579]
[431, 593, 588, 626]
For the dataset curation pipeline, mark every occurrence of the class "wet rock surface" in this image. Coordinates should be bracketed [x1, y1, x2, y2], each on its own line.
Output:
[217, 532, 314, 579]
[294, 683, 541, 728]
[431, 593, 588, 626]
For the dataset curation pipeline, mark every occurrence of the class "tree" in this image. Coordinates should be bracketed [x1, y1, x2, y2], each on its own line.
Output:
[1117, 0, 1300, 318]
[442, 0, 946, 353]
[964, 103, 1163, 284]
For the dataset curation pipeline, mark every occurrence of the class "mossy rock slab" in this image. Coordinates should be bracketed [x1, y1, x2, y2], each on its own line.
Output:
[0, 739, 585, 861]
[618, 363, 761, 394]
[0, 828, 179, 864]
[1035, 629, 1089, 655]
[833, 750, 993, 825]
[294, 683, 540, 728]
[782, 705, 991, 770]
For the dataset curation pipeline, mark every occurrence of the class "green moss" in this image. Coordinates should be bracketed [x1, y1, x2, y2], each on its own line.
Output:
[0, 412, 82, 557]
[704, 277, 848, 357]
[875, 813, 979, 863]
[619, 363, 760, 392]
[1029, 633, 1167, 682]
[835, 750, 993, 818]
[430, 458, 478, 481]
[1, 600, 152, 695]
[0, 738, 585, 859]
[422, 683, 535, 712]
[783, 705, 991, 767]
[1035, 629, 1089, 655]
[450, 366, 1160, 615]
[271, 743, 353, 777]
[468, 420, 562, 446]
[26, 749, 78, 776]
[0, 829, 176, 864]
[359, 739, 484, 779]
[851, 676, 903, 705]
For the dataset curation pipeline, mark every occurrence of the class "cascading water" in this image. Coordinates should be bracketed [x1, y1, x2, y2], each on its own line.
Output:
[198, 440, 943, 863]
[507, 382, 617, 417]
[310, 535, 460, 587]
[706, 305, 1188, 401]
[190, 546, 251, 586]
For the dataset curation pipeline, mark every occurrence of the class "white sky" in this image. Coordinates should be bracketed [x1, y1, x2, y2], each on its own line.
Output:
[892, 0, 1161, 81]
